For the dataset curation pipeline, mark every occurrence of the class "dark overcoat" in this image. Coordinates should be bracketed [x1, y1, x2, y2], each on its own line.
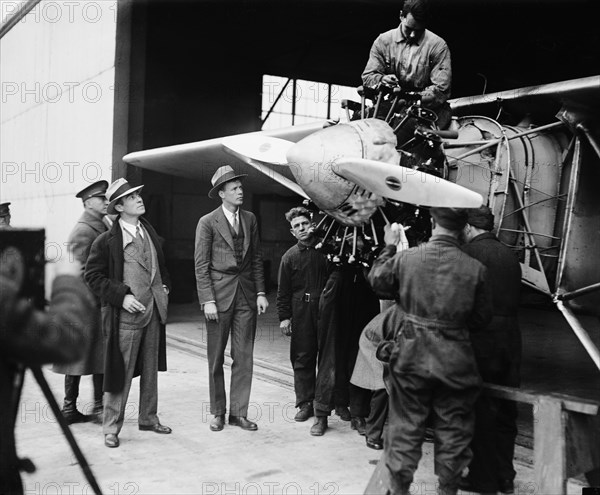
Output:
[53, 209, 107, 375]
[85, 217, 170, 393]
[461, 232, 522, 384]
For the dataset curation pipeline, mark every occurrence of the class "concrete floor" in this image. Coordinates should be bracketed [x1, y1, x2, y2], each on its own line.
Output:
[14, 295, 598, 494]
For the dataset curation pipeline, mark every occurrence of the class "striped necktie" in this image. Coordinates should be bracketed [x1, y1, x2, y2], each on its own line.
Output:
[233, 212, 239, 235]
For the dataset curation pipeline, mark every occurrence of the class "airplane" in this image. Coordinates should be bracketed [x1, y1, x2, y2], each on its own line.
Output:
[123, 75, 600, 371]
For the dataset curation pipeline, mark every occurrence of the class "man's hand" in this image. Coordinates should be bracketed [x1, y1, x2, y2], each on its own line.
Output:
[381, 74, 399, 86]
[203, 302, 218, 322]
[122, 294, 146, 313]
[280, 319, 292, 336]
[384, 222, 410, 251]
[257, 295, 269, 315]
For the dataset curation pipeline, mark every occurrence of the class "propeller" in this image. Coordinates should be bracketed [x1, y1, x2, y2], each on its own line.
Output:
[222, 135, 293, 166]
[333, 157, 483, 208]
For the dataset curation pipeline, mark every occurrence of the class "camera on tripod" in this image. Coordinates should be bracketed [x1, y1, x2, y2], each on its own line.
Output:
[0, 228, 45, 310]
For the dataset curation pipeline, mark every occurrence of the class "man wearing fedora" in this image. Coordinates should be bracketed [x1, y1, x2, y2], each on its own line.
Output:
[0, 202, 12, 229]
[195, 165, 268, 432]
[85, 178, 171, 448]
[53, 180, 110, 425]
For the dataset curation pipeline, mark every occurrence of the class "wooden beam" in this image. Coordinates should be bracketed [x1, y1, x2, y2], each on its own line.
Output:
[535, 397, 567, 495]
[484, 383, 599, 415]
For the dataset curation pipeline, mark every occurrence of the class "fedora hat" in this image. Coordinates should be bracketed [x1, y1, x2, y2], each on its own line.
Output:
[208, 166, 247, 199]
[76, 180, 108, 202]
[106, 178, 144, 214]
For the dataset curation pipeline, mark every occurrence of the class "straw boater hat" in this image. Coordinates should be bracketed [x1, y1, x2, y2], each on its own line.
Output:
[106, 178, 144, 214]
[75, 180, 108, 202]
[0, 202, 11, 218]
[208, 166, 247, 199]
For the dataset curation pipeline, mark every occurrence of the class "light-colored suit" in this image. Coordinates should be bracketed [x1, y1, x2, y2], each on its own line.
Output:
[194, 207, 265, 416]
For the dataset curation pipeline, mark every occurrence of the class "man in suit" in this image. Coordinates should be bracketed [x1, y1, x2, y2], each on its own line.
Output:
[85, 178, 171, 448]
[53, 180, 109, 425]
[195, 165, 268, 432]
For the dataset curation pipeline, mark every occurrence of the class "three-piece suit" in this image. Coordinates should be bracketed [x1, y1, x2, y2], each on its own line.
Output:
[195, 206, 265, 417]
[85, 217, 170, 434]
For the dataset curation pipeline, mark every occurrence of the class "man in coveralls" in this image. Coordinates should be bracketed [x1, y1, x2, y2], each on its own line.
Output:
[368, 208, 492, 495]
[277, 207, 329, 425]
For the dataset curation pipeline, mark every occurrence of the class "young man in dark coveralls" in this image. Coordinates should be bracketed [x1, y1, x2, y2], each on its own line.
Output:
[369, 208, 492, 495]
[86, 178, 172, 448]
[53, 180, 109, 425]
[195, 166, 268, 433]
[459, 205, 522, 495]
[277, 207, 329, 428]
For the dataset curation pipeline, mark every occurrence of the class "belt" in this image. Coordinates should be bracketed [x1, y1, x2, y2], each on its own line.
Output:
[302, 293, 321, 303]
[404, 312, 465, 330]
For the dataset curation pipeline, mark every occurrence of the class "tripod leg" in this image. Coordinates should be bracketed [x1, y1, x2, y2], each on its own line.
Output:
[30, 366, 103, 495]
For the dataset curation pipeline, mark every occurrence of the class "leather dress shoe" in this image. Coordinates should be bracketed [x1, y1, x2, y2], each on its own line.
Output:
[63, 410, 91, 425]
[350, 416, 366, 436]
[366, 437, 383, 450]
[210, 415, 225, 432]
[104, 434, 119, 448]
[498, 479, 515, 494]
[139, 423, 172, 434]
[310, 417, 327, 436]
[228, 415, 258, 431]
[294, 403, 314, 422]
[334, 406, 351, 421]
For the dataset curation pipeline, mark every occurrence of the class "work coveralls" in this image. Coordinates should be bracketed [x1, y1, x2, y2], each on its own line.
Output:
[369, 235, 492, 495]
[277, 240, 329, 408]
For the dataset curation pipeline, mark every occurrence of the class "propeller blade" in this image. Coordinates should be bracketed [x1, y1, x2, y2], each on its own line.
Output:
[222, 135, 293, 166]
[334, 158, 483, 208]
[223, 146, 310, 200]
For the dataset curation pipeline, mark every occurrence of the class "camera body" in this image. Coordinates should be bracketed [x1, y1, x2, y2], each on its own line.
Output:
[0, 228, 46, 310]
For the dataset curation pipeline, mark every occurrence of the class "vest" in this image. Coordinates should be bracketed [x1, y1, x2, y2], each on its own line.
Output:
[227, 217, 245, 266]
[120, 225, 168, 329]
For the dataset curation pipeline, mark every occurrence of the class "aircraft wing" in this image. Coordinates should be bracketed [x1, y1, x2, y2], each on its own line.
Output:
[122, 121, 326, 195]
[450, 75, 600, 120]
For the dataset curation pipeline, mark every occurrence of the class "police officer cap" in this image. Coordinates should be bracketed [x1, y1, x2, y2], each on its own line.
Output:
[75, 180, 108, 202]
[467, 205, 494, 231]
[430, 207, 468, 231]
[0, 202, 11, 217]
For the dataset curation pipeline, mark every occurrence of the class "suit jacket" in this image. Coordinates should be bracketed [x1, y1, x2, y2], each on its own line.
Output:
[85, 217, 170, 393]
[194, 207, 265, 312]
